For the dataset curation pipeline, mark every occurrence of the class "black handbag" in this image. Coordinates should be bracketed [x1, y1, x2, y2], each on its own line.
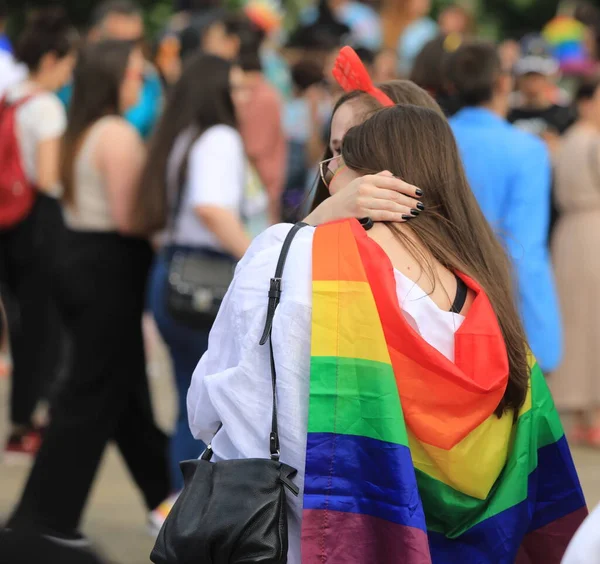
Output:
[166, 247, 237, 330]
[151, 222, 308, 564]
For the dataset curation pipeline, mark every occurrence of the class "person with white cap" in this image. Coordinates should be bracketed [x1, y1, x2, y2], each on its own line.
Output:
[508, 34, 575, 139]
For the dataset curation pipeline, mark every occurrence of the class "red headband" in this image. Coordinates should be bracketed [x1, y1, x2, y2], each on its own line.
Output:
[332, 46, 395, 107]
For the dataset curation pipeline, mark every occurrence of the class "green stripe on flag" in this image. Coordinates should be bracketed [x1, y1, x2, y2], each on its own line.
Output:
[530, 362, 564, 448]
[308, 356, 408, 446]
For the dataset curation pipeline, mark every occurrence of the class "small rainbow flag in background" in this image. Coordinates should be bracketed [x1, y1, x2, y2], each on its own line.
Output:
[302, 219, 587, 563]
[244, 0, 282, 34]
[543, 15, 595, 74]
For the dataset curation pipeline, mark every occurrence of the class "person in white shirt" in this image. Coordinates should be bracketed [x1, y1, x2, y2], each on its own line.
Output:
[0, 7, 76, 460]
[5, 39, 170, 564]
[142, 54, 252, 528]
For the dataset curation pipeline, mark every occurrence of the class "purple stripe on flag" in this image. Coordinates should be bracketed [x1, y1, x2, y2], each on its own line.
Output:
[302, 509, 432, 564]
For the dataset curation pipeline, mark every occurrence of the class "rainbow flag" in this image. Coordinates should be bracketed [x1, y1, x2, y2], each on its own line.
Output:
[302, 219, 587, 563]
[543, 16, 595, 74]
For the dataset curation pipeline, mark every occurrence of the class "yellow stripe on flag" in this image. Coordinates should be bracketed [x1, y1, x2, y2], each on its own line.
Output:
[409, 387, 532, 499]
[312, 280, 391, 365]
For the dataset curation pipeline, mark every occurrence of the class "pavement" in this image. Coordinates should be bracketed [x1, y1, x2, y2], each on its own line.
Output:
[0, 341, 599, 564]
[0, 342, 175, 564]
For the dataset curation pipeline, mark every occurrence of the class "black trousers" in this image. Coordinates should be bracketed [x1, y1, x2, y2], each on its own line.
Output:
[8, 230, 169, 535]
[0, 195, 64, 428]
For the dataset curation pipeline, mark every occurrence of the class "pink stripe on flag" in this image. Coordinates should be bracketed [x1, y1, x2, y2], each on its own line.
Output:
[515, 507, 588, 564]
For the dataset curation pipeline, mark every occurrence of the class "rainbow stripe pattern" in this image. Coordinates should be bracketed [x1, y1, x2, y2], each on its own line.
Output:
[302, 219, 587, 563]
[543, 16, 594, 74]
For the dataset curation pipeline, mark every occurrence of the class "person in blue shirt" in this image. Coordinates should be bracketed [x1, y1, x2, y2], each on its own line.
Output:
[397, 0, 438, 76]
[58, 0, 162, 138]
[446, 40, 562, 373]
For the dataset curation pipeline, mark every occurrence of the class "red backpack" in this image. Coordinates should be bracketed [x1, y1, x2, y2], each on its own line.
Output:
[0, 96, 37, 230]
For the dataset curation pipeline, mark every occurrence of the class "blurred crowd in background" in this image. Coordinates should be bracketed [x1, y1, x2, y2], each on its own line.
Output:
[1, 0, 600, 560]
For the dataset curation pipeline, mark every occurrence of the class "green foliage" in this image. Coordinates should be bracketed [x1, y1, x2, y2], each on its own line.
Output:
[5, 0, 600, 43]
[481, 0, 561, 38]
[144, 0, 173, 39]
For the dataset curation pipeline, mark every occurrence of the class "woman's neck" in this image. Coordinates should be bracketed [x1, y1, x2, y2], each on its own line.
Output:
[26, 71, 53, 92]
[368, 222, 433, 286]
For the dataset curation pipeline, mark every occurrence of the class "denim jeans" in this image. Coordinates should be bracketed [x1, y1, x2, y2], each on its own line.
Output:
[148, 250, 208, 492]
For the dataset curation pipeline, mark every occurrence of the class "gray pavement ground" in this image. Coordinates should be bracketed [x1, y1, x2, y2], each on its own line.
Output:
[0, 338, 599, 564]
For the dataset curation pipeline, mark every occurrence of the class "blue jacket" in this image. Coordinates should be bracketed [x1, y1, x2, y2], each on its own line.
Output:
[450, 107, 562, 372]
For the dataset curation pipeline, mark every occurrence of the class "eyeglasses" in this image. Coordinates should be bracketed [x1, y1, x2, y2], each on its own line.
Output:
[319, 155, 343, 187]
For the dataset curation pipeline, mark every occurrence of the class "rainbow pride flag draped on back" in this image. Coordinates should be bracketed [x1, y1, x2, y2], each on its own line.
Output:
[302, 219, 587, 563]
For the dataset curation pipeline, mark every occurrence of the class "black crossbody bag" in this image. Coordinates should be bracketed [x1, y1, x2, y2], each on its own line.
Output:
[151, 222, 308, 564]
[166, 246, 237, 330]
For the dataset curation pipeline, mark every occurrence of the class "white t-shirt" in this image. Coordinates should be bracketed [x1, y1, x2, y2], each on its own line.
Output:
[168, 124, 245, 250]
[5, 81, 67, 187]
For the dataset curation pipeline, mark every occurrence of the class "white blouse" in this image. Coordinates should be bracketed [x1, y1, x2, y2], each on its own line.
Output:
[187, 223, 465, 564]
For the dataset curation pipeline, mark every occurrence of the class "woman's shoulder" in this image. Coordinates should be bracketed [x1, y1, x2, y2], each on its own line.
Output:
[239, 223, 315, 269]
[23, 90, 64, 113]
[98, 115, 138, 136]
[97, 116, 142, 149]
[234, 224, 315, 304]
[189, 124, 243, 160]
[93, 116, 143, 167]
[199, 124, 242, 146]
[11, 88, 66, 135]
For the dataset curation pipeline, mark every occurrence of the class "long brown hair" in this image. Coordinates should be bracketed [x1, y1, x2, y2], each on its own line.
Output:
[61, 40, 135, 205]
[341, 104, 529, 416]
[135, 54, 237, 235]
[311, 80, 443, 210]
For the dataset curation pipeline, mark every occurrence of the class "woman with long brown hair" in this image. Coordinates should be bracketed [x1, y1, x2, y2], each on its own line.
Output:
[142, 53, 251, 531]
[186, 100, 585, 562]
[306, 78, 441, 220]
[3, 40, 169, 562]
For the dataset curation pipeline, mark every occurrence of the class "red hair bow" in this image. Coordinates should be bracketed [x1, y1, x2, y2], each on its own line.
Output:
[332, 46, 395, 107]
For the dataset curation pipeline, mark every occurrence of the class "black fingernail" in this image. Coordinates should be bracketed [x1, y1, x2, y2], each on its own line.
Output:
[410, 209, 420, 216]
[415, 188, 423, 197]
[402, 214, 413, 221]
[416, 202, 425, 211]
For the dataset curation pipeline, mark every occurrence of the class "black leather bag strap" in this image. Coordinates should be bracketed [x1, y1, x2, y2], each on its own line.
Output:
[259, 222, 309, 460]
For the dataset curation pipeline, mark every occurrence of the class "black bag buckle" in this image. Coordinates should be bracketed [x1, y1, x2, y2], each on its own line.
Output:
[270, 432, 280, 461]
